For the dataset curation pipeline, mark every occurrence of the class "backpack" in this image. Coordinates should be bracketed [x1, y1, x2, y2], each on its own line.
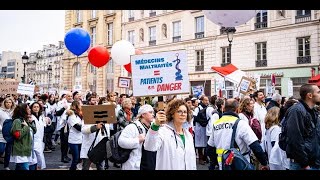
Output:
[2, 119, 14, 143]
[278, 116, 287, 151]
[195, 107, 209, 127]
[106, 122, 143, 164]
[222, 119, 255, 170]
[249, 117, 262, 141]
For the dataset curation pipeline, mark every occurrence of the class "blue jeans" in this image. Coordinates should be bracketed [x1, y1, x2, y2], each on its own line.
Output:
[4, 141, 13, 168]
[0, 142, 5, 155]
[15, 162, 29, 170]
[29, 164, 37, 170]
[290, 161, 320, 170]
[68, 143, 81, 170]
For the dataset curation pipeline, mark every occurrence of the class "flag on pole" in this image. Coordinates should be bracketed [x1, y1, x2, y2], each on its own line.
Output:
[211, 64, 246, 84]
[271, 73, 276, 86]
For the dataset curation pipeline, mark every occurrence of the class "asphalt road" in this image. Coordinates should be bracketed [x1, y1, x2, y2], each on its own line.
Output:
[0, 142, 209, 170]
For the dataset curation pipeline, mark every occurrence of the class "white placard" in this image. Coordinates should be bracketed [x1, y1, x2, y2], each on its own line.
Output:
[288, 80, 293, 97]
[73, 85, 82, 92]
[17, 83, 35, 96]
[131, 50, 190, 97]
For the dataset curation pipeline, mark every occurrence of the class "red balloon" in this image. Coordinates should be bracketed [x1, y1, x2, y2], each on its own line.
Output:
[88, 46, 110, 68]
[124, 63, 132, 74]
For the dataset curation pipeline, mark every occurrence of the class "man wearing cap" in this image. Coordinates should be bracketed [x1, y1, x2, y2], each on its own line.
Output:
[118, 104, 156, 170]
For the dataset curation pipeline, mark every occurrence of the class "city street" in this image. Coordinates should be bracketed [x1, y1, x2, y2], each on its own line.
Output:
[0, 142, 208, 170]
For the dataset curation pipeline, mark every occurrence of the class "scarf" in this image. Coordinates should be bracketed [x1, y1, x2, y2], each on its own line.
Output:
[124, 108, 132, 122]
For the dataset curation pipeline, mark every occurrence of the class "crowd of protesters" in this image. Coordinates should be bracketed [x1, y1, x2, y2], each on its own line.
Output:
[0, 83, 320, 170]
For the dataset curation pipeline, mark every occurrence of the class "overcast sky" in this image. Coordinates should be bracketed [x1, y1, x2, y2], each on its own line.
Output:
[0, 10, 65, 54]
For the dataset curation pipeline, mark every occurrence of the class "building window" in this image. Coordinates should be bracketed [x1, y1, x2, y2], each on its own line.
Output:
[195, 50, 204, 71]
[255, 10, 267, 29]
[163, 10, 167, 13]
[128, 10, 134, 21]
[107, 23, 113, 45]
[87, 64, 97, 93]
[150, 10, 156, 17]
[106, 79, 114, 93]
[296, 10, 311, 23]
[149, 26, 156, 46]
[76, 10, 82, 23]
[256, 42, 267, 67]
[195, 16, 204, 39]
[297, 36, 311, 64]
[172, 21, 181, 42]
[128, 30, 135, 45]
[91, 10, 97, 19]
[90, 27, 96, 47]
[140, 10, 144, 18]
[74, 62, 81, 77]
[221, 47, 231, 66]
[107, 58, 114, 73]
[73, 62, 82, 88]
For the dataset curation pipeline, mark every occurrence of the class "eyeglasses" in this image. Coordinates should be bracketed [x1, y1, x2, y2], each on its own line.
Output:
[176, 110, 188, 115]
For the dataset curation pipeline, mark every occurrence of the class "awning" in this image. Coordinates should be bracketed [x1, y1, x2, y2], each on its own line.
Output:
[309, 74, 320, 87]
[309, 74, 320, 82]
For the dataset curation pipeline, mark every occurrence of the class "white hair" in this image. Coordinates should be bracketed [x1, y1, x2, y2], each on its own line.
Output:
[272, 93, 282, 102]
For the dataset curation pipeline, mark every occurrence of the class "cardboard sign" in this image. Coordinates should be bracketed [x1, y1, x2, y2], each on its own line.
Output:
[82, 104, 117, 124]
[239, 76, 255, 95]
[0, 79, 19, 95]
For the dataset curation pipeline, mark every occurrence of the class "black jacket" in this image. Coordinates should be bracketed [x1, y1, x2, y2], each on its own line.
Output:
[285, 100, 320, 168]
[266, 100, 280, 111]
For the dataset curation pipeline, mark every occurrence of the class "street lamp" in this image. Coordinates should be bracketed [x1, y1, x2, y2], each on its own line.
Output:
[226, 27, 236, 52]
[47, 65, 52, 91]
[22, 52, 29, 83]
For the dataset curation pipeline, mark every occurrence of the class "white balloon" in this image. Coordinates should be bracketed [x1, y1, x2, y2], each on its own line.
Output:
[111, 40, 135, 65]
[204, 10, 258, 27]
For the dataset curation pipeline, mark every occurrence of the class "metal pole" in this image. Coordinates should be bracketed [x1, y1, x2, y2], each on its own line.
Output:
[23, 63, 26, 83]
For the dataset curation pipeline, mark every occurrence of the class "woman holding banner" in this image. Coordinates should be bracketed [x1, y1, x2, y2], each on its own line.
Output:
[144, 99, 197, 170]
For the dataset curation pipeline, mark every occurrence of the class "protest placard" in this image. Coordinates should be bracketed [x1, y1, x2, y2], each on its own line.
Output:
[82, 104, 116, 124]
[131, 50, 190, 97]
[0, 79, 19, 95]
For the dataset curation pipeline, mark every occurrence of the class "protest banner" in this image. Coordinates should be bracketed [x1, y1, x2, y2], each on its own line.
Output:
[131, 50, 190, 97]
[17, 83, 35, 96]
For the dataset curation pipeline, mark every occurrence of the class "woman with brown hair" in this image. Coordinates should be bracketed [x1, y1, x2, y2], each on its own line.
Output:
[11, 103, 36, 170]
[144, 99, 196, 170]
[66, 100, 84, 170]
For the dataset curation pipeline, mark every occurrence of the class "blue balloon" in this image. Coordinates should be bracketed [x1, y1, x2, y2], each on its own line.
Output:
[64, 28, 91, 56]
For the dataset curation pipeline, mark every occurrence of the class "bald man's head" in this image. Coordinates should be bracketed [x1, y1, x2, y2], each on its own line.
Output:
[224, 98, 239, 113]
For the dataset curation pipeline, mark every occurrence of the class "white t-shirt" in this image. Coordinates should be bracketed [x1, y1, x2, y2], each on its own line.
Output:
[68, 114, 83, 144]
[264, 125, 281, 160]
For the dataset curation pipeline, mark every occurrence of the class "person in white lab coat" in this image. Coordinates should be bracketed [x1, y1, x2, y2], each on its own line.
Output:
[144, 99, 197, 170]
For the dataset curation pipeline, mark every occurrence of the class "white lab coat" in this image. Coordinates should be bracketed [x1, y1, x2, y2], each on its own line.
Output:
[31, 114, 46, 169]
[118, 120, 145, 170]
[144, 121, 197, 170]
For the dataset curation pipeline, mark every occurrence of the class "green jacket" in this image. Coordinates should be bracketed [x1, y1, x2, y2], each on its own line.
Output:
[11, 118, 37, 157]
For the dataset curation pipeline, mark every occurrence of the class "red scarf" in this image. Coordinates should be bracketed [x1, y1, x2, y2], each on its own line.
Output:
[124, 108, 132, 122]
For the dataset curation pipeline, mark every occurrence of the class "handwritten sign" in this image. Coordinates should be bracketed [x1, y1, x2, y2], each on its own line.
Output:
[0, 79, 19, 95]
[82, 104, 116, 124]
[131, 50, 190, 97]
[17, 83, 35, 96]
